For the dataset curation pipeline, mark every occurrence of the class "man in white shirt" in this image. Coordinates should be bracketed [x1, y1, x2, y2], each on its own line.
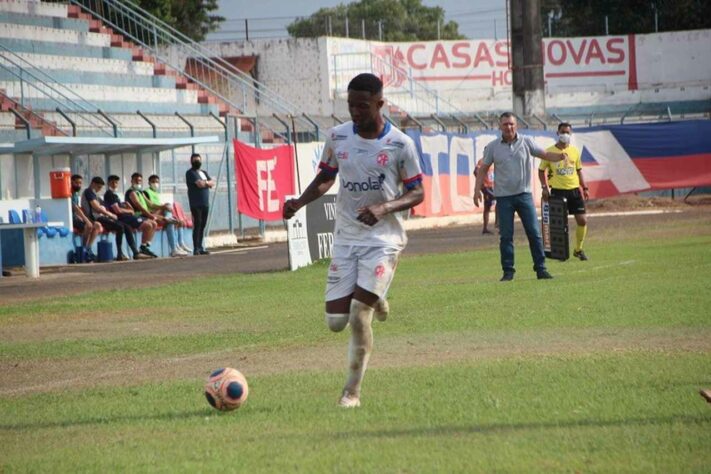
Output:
[283, 73, 424, 408]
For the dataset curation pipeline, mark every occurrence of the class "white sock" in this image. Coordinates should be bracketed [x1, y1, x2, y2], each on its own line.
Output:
[343, 299, 374, 397]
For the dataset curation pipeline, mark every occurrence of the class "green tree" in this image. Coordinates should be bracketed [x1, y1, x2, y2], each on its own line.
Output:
[541, 0, 711, 37]
[287, 0, 464, 41]
[133, 0, 224, 41]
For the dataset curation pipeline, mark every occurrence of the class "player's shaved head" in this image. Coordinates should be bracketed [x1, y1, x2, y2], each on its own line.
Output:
[348, 73, 383, 96]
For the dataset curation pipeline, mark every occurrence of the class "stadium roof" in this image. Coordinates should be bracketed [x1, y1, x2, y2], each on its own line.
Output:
[0, 135, 220, 155]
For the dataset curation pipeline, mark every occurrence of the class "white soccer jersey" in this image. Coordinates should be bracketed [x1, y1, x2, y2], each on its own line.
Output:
[319, 121, 423, 249]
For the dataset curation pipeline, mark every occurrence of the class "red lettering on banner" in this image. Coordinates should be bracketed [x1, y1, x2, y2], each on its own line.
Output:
[606, 38, 625, 63]
[585, 39, 606, 64]
[233, 140, 295, 221]
[548, 40, 566, 65]
[430, 43, 451, 68]
[451, 42, 471, 68]
[473, 42, 494, 68]
[492, 70, 511, 86]
[567, 39, 587, 63]
[495, 41, 509, 67]
[407, 44, 427, 70]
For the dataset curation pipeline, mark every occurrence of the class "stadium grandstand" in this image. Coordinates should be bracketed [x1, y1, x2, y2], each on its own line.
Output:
[0, 0, 708, 275]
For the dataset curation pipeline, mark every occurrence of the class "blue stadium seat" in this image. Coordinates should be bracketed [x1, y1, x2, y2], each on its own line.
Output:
[8, 210, 21, 224]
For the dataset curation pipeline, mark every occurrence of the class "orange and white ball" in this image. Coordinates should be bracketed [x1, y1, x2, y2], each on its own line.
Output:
[204, 367, 249, 411]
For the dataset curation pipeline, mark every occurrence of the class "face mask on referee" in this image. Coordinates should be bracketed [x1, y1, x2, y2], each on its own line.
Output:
[558, 132, 571, 145]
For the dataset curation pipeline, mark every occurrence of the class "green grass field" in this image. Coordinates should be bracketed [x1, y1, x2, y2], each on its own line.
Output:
[1, 213, 710, 472]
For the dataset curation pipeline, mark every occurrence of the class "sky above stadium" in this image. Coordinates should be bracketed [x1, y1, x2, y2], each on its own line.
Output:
[209, 0, 507, 42]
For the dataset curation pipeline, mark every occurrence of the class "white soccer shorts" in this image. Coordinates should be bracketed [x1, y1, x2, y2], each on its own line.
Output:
[325, 244, 401, 301]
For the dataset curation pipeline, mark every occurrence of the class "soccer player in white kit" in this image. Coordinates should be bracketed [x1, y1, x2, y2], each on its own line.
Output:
[283, 73, 424, 408]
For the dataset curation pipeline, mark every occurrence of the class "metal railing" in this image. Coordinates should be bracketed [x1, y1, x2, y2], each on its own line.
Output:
[70, 0, 322, 142]
[0, 43, 115, 136]
[332, 50, 468, 117]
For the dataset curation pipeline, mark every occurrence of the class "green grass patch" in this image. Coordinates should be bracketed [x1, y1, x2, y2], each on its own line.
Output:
[1, 217, 710, 472]
[1, 353, 709, 472]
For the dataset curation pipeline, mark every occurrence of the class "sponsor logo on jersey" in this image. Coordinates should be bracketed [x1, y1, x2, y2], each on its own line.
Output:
[337, 151, 349, 160]
[331, 132, 348, 141]
[329, 262, 338, 272]
[341, 174, 386, 192]
[376, 152, 389, 166]
[385, 137, 405, 149]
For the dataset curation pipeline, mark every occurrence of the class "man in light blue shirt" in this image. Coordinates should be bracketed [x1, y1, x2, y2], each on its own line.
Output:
[474, 112, 567, 281]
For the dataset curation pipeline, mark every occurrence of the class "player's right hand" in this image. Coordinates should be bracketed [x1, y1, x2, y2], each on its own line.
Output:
[282, 199, 300, 219]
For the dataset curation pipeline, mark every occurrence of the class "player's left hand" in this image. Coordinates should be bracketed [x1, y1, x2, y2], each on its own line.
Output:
[357, 205, 385, 226]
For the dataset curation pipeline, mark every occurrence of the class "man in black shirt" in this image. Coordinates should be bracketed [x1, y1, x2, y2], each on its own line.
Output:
[185, 153, 214, 255]
[105, 175, 157, 259]
[81, 176, 151, 261]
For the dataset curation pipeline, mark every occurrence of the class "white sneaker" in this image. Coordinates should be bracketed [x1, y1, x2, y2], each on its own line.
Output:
[179, 244, 192, 253]
[171, 249, 187, 257]
[338, 391, 361, 408]
[374, 299, 389, 322]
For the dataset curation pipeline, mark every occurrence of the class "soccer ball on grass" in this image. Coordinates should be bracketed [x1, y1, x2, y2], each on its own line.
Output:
[204, 367, 249, 411]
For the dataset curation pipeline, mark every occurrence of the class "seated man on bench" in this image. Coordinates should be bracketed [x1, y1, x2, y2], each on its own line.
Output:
[143, 174, 190, 256]
[81, 176, 152, 261]
[71, 174, 101, 261]
[104, 175, 157, 260]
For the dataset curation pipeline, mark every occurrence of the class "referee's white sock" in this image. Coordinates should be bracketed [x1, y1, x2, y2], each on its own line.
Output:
[343, 299, 374, 397]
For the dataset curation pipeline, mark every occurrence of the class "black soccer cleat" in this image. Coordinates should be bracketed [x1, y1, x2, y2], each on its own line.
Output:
[537, 270, 554, 280]
[573, 250, 588, 261]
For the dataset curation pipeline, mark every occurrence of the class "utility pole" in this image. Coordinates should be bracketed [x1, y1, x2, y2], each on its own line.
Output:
[509, 0, 545, 118]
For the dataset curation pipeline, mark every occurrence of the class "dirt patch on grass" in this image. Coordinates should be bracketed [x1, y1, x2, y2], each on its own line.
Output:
[1, 327, 709, 397]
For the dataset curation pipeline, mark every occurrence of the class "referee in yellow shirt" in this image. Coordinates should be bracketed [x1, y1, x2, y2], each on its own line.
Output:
[538, 123, 590, 261]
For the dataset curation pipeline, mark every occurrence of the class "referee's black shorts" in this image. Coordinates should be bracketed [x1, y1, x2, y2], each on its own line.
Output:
[550, 188, 586, 215]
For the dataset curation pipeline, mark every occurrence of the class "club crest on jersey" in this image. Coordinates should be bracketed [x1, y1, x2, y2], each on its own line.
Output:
[374, 264, 386, 278]
[329, 263, 338, 272]
[377, 153, 389, 166]
[341, 174, 385, 192]
[336, 151, 349, 160]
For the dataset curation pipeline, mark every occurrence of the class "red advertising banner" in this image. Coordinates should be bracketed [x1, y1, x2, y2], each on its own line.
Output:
[234, 140, 295, 221]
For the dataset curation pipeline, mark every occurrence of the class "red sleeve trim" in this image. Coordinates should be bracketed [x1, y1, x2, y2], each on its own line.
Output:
[403, 173, 423, 185]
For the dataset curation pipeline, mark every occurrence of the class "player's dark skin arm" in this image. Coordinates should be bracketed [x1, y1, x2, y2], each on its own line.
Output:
[282, 171, 335, 219]
[356, 183, 424, 226]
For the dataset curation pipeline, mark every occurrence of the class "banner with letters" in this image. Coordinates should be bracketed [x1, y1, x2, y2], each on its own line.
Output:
[285, 194, 337, 271]
[407, 120, 711, 217]
[233, 140, 295, 221]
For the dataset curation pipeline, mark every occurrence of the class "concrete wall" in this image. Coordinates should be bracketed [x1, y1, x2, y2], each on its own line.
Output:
[179, 37, 332, 117]
[201, 29, 711, 117]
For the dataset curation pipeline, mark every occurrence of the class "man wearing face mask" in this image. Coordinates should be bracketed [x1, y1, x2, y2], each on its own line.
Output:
[143, 174, 190, 256]
[185, 153, 214, 255]
[124, 172, 158, 258]
[71, 174, 101, 260]
[538, 123, 589, 261]
[103, 175, 155, 260]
